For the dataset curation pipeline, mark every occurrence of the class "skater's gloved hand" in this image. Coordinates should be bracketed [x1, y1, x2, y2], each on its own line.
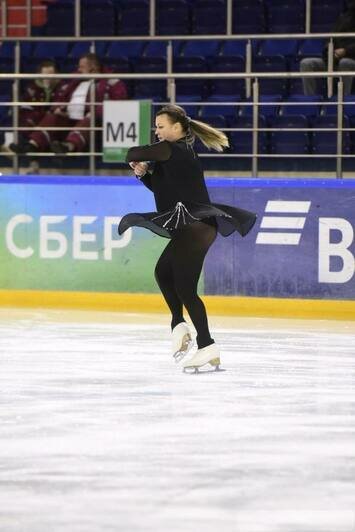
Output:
[129, 161, 148, 177]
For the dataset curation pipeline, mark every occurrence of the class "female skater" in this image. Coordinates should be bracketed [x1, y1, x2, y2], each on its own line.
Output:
[118, 105, 256, 372]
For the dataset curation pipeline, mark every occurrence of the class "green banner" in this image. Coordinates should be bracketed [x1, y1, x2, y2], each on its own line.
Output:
[103, 100, 152, 163]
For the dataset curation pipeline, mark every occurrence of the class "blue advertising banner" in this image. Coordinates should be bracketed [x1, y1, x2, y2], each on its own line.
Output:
[0, 176, 354, 301]
[207, 179, 355, 300]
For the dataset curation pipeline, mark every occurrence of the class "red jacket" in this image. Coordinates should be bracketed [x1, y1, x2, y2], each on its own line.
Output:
[53, 67, 128, 119]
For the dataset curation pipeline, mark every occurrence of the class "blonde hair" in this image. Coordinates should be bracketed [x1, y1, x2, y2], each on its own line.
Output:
[156, 104, 229, 153]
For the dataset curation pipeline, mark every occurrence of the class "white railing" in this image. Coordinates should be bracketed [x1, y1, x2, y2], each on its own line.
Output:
[0, 67, 353, 177]
[1, 1, 354, 177]
[0, 0, 315, 39]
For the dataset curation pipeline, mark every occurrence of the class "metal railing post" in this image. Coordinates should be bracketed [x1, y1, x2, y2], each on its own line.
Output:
[327, 38, 334, 98]
[149, 0, 156, 37]
[75, 0, 81, 38]
[26, 0, 31, 37]
[246, 40, 252, 99]
[89, 81, 96, 176]
[12, 41, 20, 175]
[1, 0, 7, 38]
[336, 79, 344, 178]
[167, 40, 175, 102]
[252, 79, 259, 177]
[305, 0, 311, 34]
[226, 0, 232, 36]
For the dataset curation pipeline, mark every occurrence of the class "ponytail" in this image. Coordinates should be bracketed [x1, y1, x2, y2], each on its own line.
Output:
[189, 117, 229, 153]
[156, 104, 229, 153]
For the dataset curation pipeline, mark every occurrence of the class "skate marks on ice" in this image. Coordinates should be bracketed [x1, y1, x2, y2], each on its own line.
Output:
[0, 309, 355, 532]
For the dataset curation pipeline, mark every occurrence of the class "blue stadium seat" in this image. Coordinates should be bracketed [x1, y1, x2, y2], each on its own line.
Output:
[133, 57, 167, 100]
[269, 115, 310, 154]
[0, 42, 32, 65]
[232, 0, 265, 34]
[0, 43, 14, 73]
[202, 115, 228, 130]
[298, 38, 325, 58]
[220, 40, 250, 58]
[82, 4, 116, 36]
[107, 41, 146, 60]
[69, 42, 108, 59]
[0, 83, 12, 102]
[115, 0, 148, 5]
[239, 95, 281, 117]
[24, 42, 69, 72]
[191, 0, 227, 34]
[253, 56, 289, 96]
[266, 2, 305, 33]
[209, 56, 245, 98]
[182, 40, 221, 59]
[118, 2, 149, 35]
[134, 57, 167, 71]
[100, 58, 131, 95]
[173, 56, 209, 98]
[156, 0, 191, 35]
[264, 0, 304, 5]
[45, 2, 75, 36]
[344, 96, 355, 117]
[176, 95, 202, 119]
[229, 115, 268, 154]
[349, 116, 355, 150]
[200, 95, 240, 122]
[311, 115, 351, 154]
[321, 96, 342, 116]
[321, 96, 355, 117]
[311, 2, 344, 33]
[280, 95, 322, 119]
[33, 42, 70, 59]
[259, 39, 299, 60]
[141, 42, 167, 60]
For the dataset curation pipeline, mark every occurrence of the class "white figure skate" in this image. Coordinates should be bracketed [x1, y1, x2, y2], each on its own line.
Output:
[172, 322, 193, 363]
[182, 343, 222, 373]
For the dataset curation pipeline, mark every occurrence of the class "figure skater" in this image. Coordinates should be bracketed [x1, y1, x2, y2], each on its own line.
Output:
[118, 105, 256, 372]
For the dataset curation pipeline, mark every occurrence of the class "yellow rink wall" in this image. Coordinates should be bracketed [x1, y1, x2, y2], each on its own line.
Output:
[0, 290, 354, 321]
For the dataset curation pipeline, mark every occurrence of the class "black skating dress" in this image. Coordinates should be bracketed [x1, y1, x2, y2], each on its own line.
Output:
[118, 139, 257, 239]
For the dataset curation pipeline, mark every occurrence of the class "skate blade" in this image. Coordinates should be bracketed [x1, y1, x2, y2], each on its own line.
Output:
[173, 334, 193, 363]
[183, 358, 225, 374]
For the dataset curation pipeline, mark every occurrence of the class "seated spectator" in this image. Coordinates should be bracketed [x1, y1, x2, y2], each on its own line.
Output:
[11, 53, 128, 155]
[300, 0, 355, 96]
[9, 59, 62, 151]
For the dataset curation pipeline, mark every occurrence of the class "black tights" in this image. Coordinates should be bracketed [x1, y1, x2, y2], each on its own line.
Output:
[154, 220, 217, 349]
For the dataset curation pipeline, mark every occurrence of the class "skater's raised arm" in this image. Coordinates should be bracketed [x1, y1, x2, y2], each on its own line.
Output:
[126, 141, 172, 163]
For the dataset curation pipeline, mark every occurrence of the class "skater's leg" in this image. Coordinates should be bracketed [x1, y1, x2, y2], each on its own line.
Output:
[154, 240, 184, 329]
[171, 221, 217, 349]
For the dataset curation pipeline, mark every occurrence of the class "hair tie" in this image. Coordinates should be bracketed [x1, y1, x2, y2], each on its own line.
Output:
[186, 115, 192, 124]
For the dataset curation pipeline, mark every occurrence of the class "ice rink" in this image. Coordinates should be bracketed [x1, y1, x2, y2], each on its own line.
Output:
[0, 308, 355, 532]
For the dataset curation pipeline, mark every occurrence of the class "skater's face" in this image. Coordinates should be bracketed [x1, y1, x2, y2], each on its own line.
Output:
[155, 113, 184, 142]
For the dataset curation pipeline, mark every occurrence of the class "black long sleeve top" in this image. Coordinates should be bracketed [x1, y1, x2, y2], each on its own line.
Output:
[126, 139, 211, 212]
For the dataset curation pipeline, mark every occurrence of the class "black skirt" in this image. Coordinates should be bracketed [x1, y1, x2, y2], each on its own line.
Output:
[118, 201, 257, 239]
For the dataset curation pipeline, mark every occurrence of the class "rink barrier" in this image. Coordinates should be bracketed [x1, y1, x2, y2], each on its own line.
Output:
[0, 290, 354, 320]
[0, 176, 354, 317]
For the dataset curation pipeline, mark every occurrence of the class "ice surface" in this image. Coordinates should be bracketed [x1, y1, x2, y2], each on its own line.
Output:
[0, 309, 354, 532]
